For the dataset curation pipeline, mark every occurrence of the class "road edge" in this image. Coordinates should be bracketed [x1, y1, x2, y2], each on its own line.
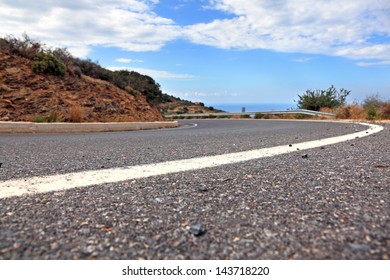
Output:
[0, 121, 179, 134]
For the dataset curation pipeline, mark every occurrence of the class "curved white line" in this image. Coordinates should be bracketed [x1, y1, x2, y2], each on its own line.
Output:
[167, 122, 198, 130]
[0, 122, 383, 199]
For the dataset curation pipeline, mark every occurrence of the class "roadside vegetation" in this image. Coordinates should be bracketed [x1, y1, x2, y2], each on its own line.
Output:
[296, 85, 350, 111]
[32, 111, 59, 123]
[297, 86, 389, 120]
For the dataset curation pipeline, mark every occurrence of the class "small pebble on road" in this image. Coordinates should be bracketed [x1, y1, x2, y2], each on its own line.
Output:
[197, 184, 209, 192]
[189, 224, 207, 236]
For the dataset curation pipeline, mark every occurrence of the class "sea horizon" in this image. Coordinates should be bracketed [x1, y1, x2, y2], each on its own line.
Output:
[208, 103, 296, 113]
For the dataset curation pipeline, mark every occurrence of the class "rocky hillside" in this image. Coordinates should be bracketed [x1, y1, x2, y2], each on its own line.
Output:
[160, 94, 224, 115]
[0, 35, 222, 123]
[0, 51, 163, 122]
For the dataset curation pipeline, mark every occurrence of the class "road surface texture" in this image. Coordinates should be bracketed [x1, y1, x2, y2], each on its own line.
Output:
[0, 120, 389, 259]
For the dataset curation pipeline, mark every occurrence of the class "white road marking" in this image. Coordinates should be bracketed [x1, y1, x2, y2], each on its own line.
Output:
[0, 122, 383, 199]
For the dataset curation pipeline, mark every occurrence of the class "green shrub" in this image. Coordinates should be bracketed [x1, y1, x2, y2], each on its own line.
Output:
[50, 47, 74, 66]
[255, 113, 270, 119]
[47, 111, 58, 122]
[161, 93, 173, 103]
[32, 52, 66, 77]
[366, 106, 379, 120]
[294, 113, 306, 119]
[32, 111, 58, 122]
[296, 85, 350, 111]
[127, 89, 137, 97]
[176, 107, 189, 114]
[255, 113, 265, 119]
[32, 115, 45, 123]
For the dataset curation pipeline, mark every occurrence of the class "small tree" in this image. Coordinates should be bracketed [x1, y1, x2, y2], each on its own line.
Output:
[296, 85, 350, 111]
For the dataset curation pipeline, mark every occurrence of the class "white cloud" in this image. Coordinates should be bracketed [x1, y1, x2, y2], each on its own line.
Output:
[67, 46, 92, 58]
[116, 58, 144, 63]
[186, 0, 390, 62]
[356, 60, 390, 67]
[0, 0, 389, 64]
[335, 44, 390, 60]
[0, 0, 179, 55]
[106, 66, 195, 80]
[181, 90, 239, 99]
[292, 57, 314, 63]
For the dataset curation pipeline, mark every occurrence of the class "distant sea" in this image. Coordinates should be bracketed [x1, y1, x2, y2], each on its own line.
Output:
[209, 103, 296, 113]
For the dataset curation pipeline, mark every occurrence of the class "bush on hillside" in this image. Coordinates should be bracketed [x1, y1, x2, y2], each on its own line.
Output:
[50, 47, 74, 67]
[0, 33, 42, 59]
[73, 61, 163, 103]
[122, 71, 162, 103]
[74, 58, 112, 81]
[161, 93, 173, 103]
[31, 52, 66, 77]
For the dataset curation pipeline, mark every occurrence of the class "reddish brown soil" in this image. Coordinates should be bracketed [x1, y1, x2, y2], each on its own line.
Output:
[0, 51, 163, 122]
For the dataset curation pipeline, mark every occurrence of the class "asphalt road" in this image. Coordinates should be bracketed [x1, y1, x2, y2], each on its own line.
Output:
[0, 119, 389, 259]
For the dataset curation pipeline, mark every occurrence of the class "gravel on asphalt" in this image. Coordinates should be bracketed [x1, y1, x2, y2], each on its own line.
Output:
[0, 120, 367, 180]
[0, 120, 388, 259]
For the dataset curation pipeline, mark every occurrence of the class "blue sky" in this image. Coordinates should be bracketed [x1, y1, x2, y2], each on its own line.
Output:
[1, 0, 390, 110]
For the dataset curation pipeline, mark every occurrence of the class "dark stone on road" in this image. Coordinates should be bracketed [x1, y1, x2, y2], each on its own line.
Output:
[197, 184, 209, 192]
[189, 224, 207, 236]
[302, 154, 308, 158]
[348, 243, 371, 252]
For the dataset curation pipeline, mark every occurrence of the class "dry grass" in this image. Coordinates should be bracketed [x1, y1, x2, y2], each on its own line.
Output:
[332, 105, 366, 120]
[68, 105, 85, 122]
[381, 103, 390, 119]
[319, 103, 390, 121]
